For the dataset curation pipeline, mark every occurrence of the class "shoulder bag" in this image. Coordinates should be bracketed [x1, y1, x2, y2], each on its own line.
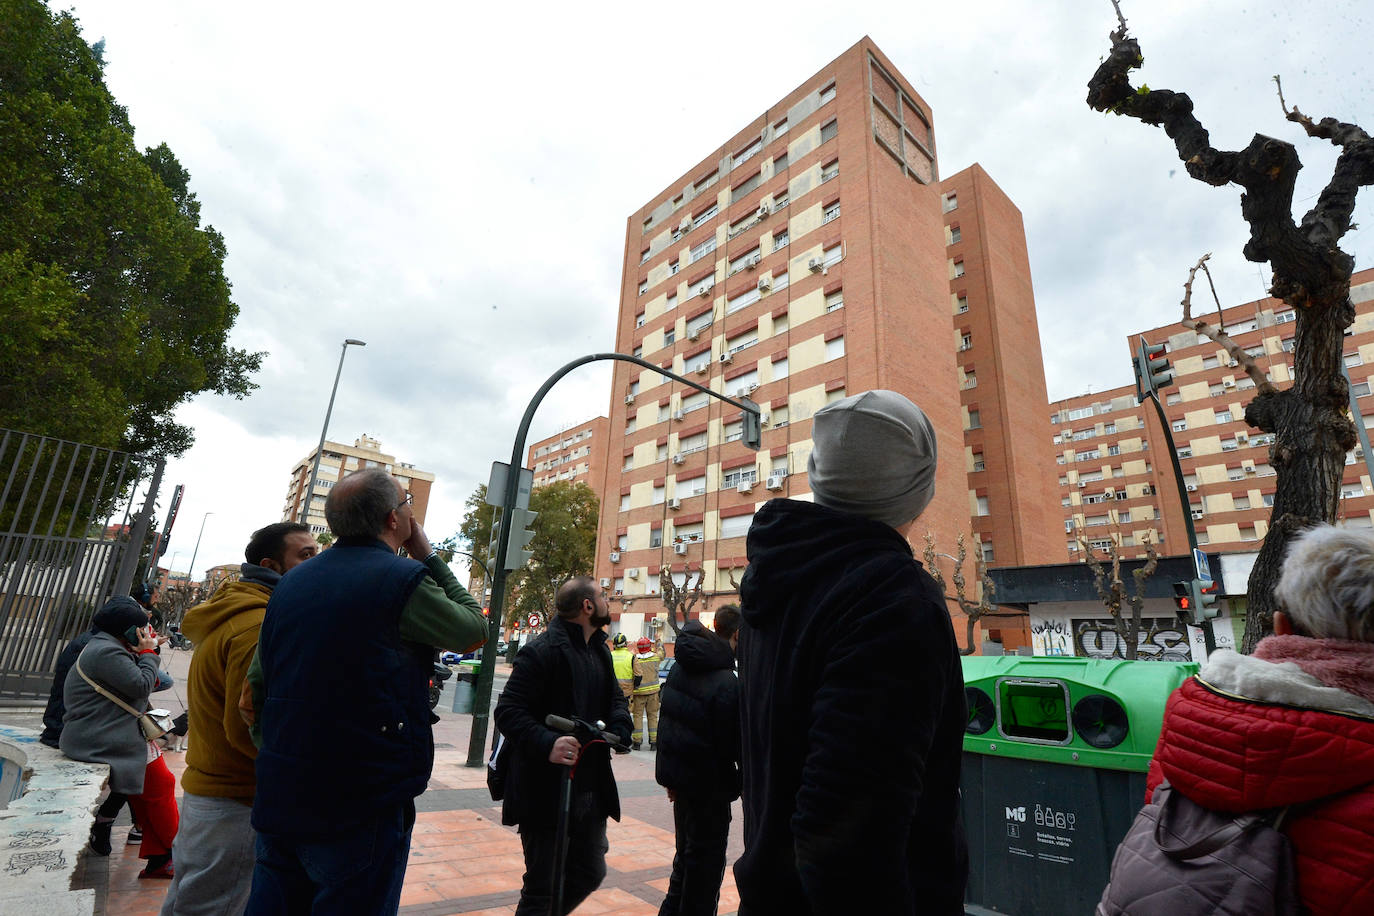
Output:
[75, 655, 175, 740]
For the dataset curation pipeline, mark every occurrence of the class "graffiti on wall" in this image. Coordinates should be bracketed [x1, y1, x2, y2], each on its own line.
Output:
[1071, 617, 1193, 661]
[1030, 618, 1071, 656]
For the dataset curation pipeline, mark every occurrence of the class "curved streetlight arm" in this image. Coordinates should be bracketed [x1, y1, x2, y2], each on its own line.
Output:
[464, 352, 761, 766]
[302, 339, 366, 526]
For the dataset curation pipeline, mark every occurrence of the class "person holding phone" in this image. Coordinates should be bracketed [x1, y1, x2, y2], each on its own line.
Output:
[60, 595, 180, 878]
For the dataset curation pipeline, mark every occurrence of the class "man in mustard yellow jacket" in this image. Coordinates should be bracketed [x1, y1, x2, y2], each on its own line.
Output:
[160, 523, 317, 915]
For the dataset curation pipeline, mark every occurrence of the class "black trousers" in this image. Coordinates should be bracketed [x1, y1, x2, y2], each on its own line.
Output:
[514, 798, 609, 916]
[659, 794, 732, 916]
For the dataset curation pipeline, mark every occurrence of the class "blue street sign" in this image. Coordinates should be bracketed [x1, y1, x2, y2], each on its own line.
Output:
[1193, 548, 1213, 585]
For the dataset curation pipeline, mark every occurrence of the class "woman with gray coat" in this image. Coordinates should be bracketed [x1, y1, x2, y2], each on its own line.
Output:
[61, 595, 180, 878]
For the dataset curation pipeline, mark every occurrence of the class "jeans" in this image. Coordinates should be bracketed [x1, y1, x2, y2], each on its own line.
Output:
[659, 794, 731, 916]
[160, 793, 256, 916]
[514, 798, 609, 916]
[245, 800, 415, 916]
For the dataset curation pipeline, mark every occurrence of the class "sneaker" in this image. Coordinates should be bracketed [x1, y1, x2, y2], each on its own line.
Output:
[127, 826, 143, 845]
[138, 860, 174, 879]
[88, 822, 112, 856]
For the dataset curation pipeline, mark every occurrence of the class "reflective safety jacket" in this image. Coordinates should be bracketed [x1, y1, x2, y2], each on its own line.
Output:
[632, 652, 661, 695]
[611, 646, 635, 692]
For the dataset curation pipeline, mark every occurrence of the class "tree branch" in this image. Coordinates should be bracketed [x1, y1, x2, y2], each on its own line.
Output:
[1180, 254, 1276, 393]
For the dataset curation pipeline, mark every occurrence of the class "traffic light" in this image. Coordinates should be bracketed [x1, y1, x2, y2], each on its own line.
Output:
[1190, 578, 1219, 624]
[1171, 581, 1193, 620]
[1134, 337, 1174, 399]
[741, 398, 762, 450]
[503, 507, 538, 570]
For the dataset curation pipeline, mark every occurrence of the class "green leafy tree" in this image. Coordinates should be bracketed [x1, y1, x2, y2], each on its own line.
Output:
[452, 481, 599, 629]
[0, 0, 262, 458]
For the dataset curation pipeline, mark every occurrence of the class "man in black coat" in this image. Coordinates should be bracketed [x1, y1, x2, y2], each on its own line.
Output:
[494, 577, 633, 916]
[655, 606, 741, 916]
[735, 390, 968, 916]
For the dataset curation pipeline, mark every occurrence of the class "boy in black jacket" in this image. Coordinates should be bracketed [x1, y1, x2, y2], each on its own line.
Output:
[655, 606, 741, 916]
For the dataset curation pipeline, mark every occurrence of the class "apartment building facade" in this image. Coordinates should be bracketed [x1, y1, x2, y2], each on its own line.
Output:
[281, 434, 435, 534]
[1052, 267, 1374, 560]
[592, 38, 1058, 650]
[527, 417, 609, 491]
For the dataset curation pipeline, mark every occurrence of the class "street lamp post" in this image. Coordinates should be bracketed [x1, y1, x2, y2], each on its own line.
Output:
[186, 512, 213, 586]
[301, 339, 367, 526]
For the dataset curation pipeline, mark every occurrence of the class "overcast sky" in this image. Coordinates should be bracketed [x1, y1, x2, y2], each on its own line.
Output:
[65, 0, 1372, 576]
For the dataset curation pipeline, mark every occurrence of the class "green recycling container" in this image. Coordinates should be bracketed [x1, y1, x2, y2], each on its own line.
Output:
[960, 655, 1198, 915]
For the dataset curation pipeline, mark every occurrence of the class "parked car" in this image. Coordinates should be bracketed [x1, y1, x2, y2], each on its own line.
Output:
[658, 657, 676, 679]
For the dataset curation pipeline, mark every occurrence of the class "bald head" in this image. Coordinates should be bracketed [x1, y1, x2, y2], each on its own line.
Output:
[326, 468, 401, 539]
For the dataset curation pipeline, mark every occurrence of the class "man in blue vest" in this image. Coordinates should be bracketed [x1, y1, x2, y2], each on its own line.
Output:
[245, 468, 488, 915]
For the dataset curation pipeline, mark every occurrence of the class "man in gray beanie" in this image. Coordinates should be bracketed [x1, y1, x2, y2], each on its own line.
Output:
[734, 389, 968, 915]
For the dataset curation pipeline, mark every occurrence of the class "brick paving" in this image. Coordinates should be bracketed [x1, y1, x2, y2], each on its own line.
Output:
[31, 650, 743, 916]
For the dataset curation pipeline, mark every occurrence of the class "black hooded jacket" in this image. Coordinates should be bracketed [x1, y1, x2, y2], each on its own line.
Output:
[655, 620, 740, 800]
[734, 499, 968, 916]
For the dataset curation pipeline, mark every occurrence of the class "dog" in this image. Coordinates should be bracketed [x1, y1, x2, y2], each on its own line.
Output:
[157, 711, 190, 752]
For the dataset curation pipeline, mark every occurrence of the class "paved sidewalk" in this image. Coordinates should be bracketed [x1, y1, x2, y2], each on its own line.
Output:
[21, 651, 742, 916]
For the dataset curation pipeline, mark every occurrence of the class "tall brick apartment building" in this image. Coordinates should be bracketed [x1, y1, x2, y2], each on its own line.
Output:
[592, 37, 1059, 647]
[281, 434, 435, 535]
[1052, 267, 1374, 560]
[527, 417, 609, 491]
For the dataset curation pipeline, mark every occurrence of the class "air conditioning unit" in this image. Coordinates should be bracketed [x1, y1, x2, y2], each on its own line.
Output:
[688, 329, 700, 340]
[627, 568, 639, 579]
[746, 254, 761, 270]
[808, 257, 824, 272]
[697, 285, 711, 298]
[668, 497, 682, 510]
[765, 475, 785, 491]
[1236, 432, 1249, 443]
[673, 409, 685, 421]
[624, 394, 635, 405]
[1228, 359, 1239, 367]
[694, 364, 708, 376]
[678, 217, 692, 233]
[1224, 378, 1236, 387]
[756, 202, 770, 218]
[747, 382, 759, 393]
[673, 542, 688, 555]
[609, 551, 621, 563]
[1186, 484, 1198, 492]
[720, 352, 733, 364]
[1103, 490, 1115, 500]
[737, 480, 754, 493]
[735, 387, 750, 398]
[757, 275, 772, 291]
[672, 453, 684, 465]
[1078, 481, 1087, 488]
[1191, 509, 1205, 520]
[599, 577, 611, 588]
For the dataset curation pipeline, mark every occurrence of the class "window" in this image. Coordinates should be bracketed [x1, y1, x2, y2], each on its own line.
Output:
[649, 527, 663, 548]
[1216, 410, 1232, 423]
[625, 417, 637, 434]
[677, 474, 707, 497]
[773, 116, 788, 135]
[772, 404, 790, 426]
[684, 349, 711, 373]
[823, 201, 841, 224]
[823, 243, 842, 267]
[617, 533, 629, 550]
[728, 369, 759, 393]
[825, 289, 844, 312]
[658, 403, 673, 423]
[820, 119, 838, 143]
[772, 192, 789, 211]
[825, 336, 845, 360]
[719, 512, 754, 539]
[668, 259, 680, 276]
[640, 248, 650, 264]
[731, 172, 761, 202]
[966, 410, 981, 430]
[826, 386, 847, 404]
[721, 466, 758, 488]
[1234, 496, 1252, 510]
[729, 247, 761, 275]
[689, 236, 717, 264]
[682, 391, 709, 415]
[687, 310, 714, 336]
[1171, 419, 1187, 432]
[959, 333, 972, 351]
[963, 370, 977, 390]
[635, 312, 646, 328]
[975, 496, 989, 516]
[773, 229, 789, 251]
[819, 82, 836, 104]
[692, 203, 718, 228]
[972, 453, 985, 472]
[619, 493, 631, 511]
[1347, 353, 1364, 367]
[772, 357, 789, 380]
[628, 381, 640, 396]
[734, 138, 762, 167]
[1166, 393, 1182, 406]
[633, 345, 643, 358]
[1202, 356, 1220, 370]
[1177, 446, 1192, 459]
[821, 160, 839, 183]
[1107, 444, 1120, 456]
[942, 192, 958, 212]
[679, 431, 707, 454]
[955, 294, 968, 314]
[771, 314, 789, 335]
[726, 329, 758, 355]
[949, 226, 961, 244]
[772, 151, 788, 172]
[656, 443, 668, 460]
[723, 421, 743, 443]
[1262, 493, 1275, 507]
[1355, 381, 1371, 397]
[665, 292, 677, 311]
[953, 260, 965, 278]
[695, 171, 718, 192]
[663, 328, 676, 347]
[652, 484, 665, 505]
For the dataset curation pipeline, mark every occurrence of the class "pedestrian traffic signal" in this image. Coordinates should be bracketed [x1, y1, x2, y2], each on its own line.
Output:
[1171, 581, 1193, 620]
[503, 507, 538, 570]
[1134, 337, 1174, 399]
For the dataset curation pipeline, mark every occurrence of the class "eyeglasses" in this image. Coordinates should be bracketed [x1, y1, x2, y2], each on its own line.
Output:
[396, 492, 414, 510]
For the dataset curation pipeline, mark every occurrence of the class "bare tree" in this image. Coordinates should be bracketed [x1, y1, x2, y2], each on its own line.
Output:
[658, 564, 710, 636]
[922, 532, 1020, 656]
[1088, 8, 1374, 650]
[1078, 527, 1160, 660]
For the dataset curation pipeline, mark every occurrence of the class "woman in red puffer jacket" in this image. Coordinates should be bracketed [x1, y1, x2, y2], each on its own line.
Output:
[1144, 524, 1374, 915]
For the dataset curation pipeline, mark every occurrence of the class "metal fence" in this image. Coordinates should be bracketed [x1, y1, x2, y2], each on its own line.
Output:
[0, 429, 162, 701]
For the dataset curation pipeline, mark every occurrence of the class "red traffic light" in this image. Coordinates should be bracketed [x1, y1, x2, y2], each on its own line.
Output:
[1171, 581, 1192, 612]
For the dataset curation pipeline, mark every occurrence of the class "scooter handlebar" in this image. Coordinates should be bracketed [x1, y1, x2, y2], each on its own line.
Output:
[544, 714, 629, 751]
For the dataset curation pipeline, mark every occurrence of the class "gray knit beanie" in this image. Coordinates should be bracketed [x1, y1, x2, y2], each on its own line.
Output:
[806, 389, 937, 528]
